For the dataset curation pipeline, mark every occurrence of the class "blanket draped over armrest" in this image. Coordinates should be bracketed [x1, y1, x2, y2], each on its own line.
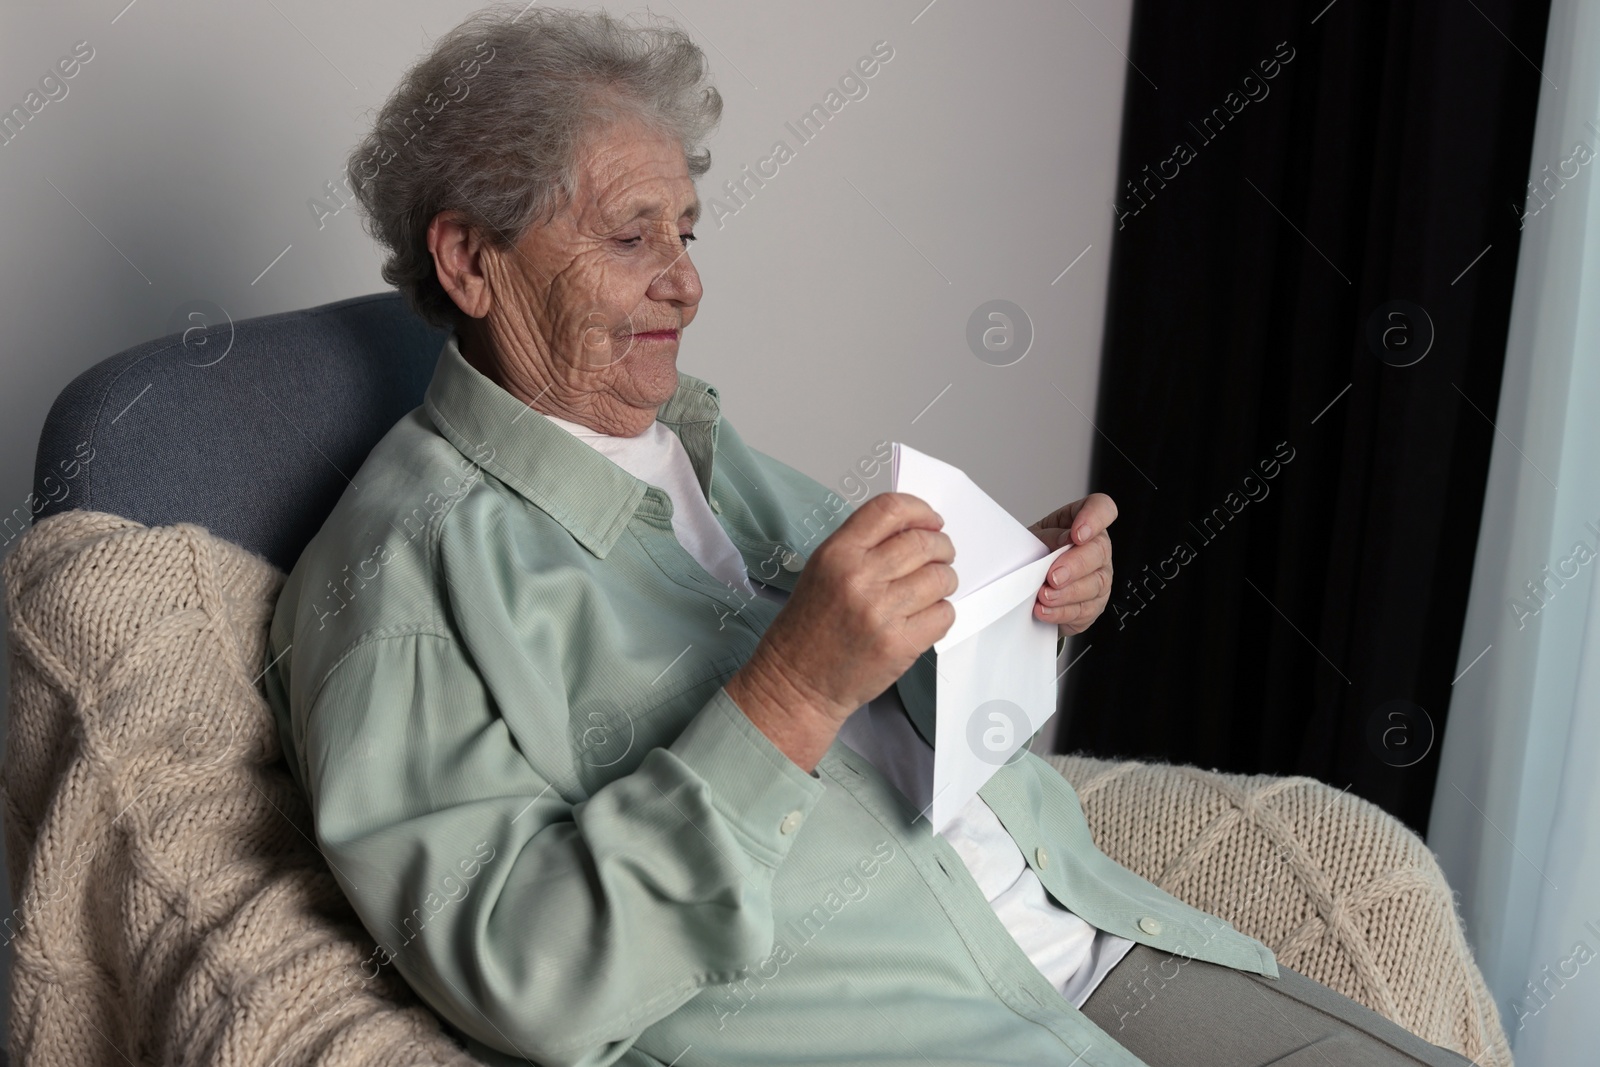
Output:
[2, 512, 479, 1067]
[1043, 754, 1512, 1067]
[1, 512, 1512, 1066]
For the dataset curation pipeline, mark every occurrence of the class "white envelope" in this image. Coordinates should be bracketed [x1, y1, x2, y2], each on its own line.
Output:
[891, 443, 1070, 834]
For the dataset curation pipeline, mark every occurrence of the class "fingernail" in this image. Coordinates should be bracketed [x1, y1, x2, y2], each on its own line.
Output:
[1075, 525, 1089, 543]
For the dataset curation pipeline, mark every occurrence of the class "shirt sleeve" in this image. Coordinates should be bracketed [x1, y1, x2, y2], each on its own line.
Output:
[300, 630, 825, 1067]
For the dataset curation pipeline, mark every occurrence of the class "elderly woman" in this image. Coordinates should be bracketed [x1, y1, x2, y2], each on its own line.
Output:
[266, 8, 1473, 1067]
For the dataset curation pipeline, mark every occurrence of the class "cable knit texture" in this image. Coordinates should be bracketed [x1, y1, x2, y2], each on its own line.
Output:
[2, 513, 479, 1067]
[1, 512, 1510, 1066]
[1044, 754, 1513, 1067]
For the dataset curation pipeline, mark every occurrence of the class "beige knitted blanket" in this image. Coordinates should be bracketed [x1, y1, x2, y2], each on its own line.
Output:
[1042, 754, 1512, 1066]
[0, 512, 1511, 1066]
[3, 513, 478, 1066]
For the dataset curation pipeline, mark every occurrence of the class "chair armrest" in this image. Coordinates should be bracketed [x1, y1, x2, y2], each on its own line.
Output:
[1045, 753, 1512, 1067]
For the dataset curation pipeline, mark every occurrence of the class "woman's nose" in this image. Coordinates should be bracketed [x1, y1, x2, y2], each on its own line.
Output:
[646, 239, 702, 306]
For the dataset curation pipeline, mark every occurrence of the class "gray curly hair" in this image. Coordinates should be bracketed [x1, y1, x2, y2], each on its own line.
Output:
[346, 5, 723, 331]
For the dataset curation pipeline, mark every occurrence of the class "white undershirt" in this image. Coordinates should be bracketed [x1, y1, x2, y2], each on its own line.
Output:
[825, 677, 1135, 1007]
[543, 413, 1133, 1007]
[543, 414, 754, 596]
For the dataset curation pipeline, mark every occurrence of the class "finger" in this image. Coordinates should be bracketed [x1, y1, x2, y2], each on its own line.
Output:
[871, 526, 956, 581]
[1033, 525, 1075, 551]
[1064, 493, 1118, 545]
[1035, 594, 1099, 632]
[1045, 532, 1110, 589]
[1034, 501, 1086, 535]
[1035, 597, 1083, 625]
[904, 596, 957, 647]
[1039, 568, 1108, 609]
[837, 492, 944, 551]
[885, 560, 959, 617]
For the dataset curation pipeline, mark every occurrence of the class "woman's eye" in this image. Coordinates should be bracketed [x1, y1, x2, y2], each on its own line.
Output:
[615, 232, 696, 248]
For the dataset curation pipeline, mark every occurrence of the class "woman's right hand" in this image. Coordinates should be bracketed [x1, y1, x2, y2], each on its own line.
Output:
[725, 492, 957, 769]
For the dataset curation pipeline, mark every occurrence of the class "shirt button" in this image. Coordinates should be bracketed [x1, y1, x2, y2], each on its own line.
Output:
[711, 497, 723, 513]
[1034, 847, 1049, 869]
[781, 552, 805, 572]
[779, 810, 804, 835]
[1138, 917, 1163, 935]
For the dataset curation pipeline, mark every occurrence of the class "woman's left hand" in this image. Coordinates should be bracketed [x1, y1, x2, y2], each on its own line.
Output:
[1028, 493, 1117, 636]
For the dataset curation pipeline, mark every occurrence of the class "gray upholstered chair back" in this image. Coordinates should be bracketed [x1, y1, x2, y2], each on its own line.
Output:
[30, 292, 448, 572]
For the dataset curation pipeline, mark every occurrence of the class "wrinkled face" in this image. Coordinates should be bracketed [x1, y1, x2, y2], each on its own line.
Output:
[483, 113, 703, 428]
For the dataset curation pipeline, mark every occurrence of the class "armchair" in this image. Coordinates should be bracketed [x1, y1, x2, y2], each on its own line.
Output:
[0, 294, 1512, 1066]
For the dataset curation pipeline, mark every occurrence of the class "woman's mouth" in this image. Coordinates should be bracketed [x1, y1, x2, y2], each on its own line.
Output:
[627, 329, 679, 343]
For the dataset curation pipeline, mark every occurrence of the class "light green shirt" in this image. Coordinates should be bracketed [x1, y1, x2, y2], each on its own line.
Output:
[264, 336, 1276, 1067]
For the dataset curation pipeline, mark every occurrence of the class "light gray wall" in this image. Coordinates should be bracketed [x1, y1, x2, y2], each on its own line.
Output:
[0, 0, 1133, 1039]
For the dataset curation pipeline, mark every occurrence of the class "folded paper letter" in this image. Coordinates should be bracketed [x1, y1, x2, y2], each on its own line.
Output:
[890, 443, 1070, 834]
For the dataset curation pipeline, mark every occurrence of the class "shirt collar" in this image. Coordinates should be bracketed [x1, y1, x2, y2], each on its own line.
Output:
[423, 333, 725, 559]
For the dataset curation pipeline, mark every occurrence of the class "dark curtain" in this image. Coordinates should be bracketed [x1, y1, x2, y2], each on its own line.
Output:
[1058, 0, 1554, 834]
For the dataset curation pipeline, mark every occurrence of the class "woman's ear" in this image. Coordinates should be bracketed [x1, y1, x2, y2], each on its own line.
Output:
[427, 210, 493, 320]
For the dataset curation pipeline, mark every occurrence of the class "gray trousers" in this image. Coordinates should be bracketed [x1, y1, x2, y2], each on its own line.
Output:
[1079, 944, 1477, 1066]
